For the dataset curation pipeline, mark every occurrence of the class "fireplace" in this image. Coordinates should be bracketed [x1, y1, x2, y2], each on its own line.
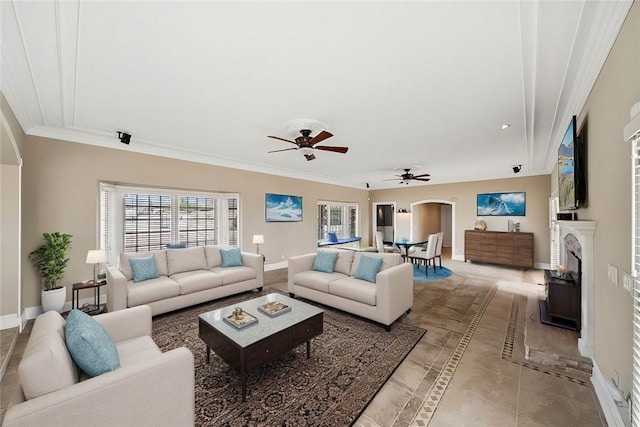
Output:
[556, 220, 596, 358]
[542, 238, 582, 331]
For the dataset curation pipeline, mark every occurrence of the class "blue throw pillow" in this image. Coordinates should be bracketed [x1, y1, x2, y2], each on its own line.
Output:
[65, 309, 120, 377]
[129, 255, 159, 283]
[328, 232, 339, 243]
[221, 247, 244, 267]
[354, 256, 384, 283]
[312, 251, 339, 273]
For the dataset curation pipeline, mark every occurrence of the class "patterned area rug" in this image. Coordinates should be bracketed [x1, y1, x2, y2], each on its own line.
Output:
[152, 290, 425, 427]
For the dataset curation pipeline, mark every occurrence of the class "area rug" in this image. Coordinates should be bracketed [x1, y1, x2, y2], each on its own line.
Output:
[412, 264, 452, 282]
[152, 290, 425, 427]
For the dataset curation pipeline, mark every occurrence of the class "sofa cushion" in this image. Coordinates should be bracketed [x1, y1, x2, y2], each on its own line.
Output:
[65, 309, 120, 377]
[18, 311, 78, 400]
[116, 336, 162, 367]
[220, 247, 244, 267]
[166, 247, 207, 275]
[354, 255, 383, 283]
[127, 276, 181, 306]
[293, 270, 347, 293]
[329, 277, 377, 306]
[350, 252, 401, 277]
[312, 251, 338, 273]
[204, 246, 222, 269]
[120, 251, 168, 281]
[171, 270, 222, 294]
[211, 266, 256, 285]
[129, 255, 159, 283]
[328, 249, 354, 275]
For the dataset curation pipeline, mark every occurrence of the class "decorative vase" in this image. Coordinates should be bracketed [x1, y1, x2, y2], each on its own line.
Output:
[41, 286, 66, 313]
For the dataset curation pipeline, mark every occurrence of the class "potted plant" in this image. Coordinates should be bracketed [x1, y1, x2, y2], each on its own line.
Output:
[29, 232, 72, 313]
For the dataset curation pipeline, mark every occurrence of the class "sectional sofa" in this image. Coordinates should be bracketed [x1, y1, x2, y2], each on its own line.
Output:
[107, 246, 263, 316]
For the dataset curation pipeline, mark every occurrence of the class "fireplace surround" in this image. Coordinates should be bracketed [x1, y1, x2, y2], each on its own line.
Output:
[557, 220, 596, 358]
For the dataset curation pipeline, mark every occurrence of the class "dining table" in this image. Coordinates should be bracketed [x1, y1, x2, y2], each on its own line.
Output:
[394, 239, 428, 261]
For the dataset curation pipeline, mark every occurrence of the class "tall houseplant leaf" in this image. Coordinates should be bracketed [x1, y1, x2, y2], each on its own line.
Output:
[29, 232, 73, 291]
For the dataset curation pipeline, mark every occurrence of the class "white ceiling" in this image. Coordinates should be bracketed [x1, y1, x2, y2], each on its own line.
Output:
[1, 1, 633, 189]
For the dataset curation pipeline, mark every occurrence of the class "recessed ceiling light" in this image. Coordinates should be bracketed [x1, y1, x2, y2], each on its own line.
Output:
[501, 124, 511, 130]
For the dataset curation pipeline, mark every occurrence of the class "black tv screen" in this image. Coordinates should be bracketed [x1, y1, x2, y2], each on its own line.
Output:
[558, 115, 580, 210]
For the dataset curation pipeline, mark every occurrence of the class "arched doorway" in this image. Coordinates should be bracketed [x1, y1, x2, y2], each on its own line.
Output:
[410, 199, 456, 260]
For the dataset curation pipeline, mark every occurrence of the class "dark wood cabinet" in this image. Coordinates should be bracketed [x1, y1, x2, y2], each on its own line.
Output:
[464, 230, 534, 268]
[542, 269, 580, 331]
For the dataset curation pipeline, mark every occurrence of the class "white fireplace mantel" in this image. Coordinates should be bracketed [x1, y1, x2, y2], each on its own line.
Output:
[557, 220, 596, 358]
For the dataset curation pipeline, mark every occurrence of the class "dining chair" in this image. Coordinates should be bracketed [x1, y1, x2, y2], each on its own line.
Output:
[434, 231, 444, 268]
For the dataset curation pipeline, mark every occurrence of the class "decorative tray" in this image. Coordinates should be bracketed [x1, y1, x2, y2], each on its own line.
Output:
[223, 311, 258, 329]
[258, 301, 291, 317]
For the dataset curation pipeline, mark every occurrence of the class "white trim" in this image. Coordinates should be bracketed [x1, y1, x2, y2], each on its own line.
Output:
[0, 313, 20, 330]
[265, 261, 287, 272]
[592, 360, 629, 427]
[22, 295, 108, 320]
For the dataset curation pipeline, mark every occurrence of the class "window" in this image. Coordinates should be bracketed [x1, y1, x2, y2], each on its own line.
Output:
[100, 183, 239, 265]
[317, 201, 359, 240]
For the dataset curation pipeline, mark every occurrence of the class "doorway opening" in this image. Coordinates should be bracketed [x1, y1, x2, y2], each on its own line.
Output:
[371, 202, 396, 247]
[410, 199, 456, 259]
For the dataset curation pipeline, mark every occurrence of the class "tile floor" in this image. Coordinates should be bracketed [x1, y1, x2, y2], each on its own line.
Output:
[1, 250, 605, 426]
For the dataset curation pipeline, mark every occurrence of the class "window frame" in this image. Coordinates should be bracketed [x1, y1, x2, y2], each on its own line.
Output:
[99, 182, 239, 265]
[317, 200, 360, 241]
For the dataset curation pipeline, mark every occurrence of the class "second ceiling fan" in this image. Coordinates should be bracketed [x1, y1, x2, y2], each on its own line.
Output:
[386, 168, 431, 184]
[267, 129, 349, 161]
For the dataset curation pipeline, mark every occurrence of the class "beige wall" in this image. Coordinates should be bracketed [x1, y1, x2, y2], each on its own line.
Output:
[371, 174, 552, 265]
[567, 2, 639, 392]
[412, 203, 442, 241]
[1, 92, 24, 322]
[20, 136, 370, 309]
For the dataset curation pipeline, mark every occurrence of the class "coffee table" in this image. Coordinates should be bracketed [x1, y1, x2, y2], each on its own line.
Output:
[198, 294, 323, 402]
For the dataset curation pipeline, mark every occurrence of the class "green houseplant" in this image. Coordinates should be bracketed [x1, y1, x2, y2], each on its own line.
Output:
[29, 232, 72, 312]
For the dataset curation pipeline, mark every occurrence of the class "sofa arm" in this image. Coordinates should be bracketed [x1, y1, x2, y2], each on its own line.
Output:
[287, 253, 316, 293]
[3, 347, 194, 427]
[106, 265, 128, 313]
[94, 305, 152, 343]
[374, 263, 414, 325]
[241, 252, 264, 286]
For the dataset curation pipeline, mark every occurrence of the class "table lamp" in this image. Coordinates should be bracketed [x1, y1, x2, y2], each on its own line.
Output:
[252, 235, 264, 254]
[86, 250, 106, 285]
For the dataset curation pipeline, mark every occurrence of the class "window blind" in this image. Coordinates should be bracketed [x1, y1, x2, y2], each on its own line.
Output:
[632, 134, 640, 426]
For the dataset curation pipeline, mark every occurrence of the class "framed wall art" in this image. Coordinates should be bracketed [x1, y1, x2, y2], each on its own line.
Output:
[477, 192, 526, 216]
[265, 193, 302, 222]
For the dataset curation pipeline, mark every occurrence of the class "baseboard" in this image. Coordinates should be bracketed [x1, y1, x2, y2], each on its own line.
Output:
[265, 261, 287, 272]
[591, 360, 629, 426]
[22, 295, 109, 320]
[0, 313, 20, 330]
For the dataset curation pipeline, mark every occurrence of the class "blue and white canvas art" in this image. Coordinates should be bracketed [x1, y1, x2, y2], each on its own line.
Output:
[477, 192, 526, 216]
[265, 193, 303, 222]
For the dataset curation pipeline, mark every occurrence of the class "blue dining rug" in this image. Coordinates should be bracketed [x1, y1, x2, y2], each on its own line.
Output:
[413, 264, 452, 281]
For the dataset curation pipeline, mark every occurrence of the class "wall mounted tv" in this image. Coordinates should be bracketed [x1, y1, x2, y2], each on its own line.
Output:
[558, 115, 586, 210]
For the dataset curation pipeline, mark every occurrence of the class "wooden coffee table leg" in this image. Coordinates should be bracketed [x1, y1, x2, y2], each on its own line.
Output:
[242, 375, 247, 402]
[205, 345, 210, 364]
[306, 340, 311, 358]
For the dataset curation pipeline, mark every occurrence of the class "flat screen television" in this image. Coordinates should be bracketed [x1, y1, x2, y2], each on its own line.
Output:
[558, 115, 585, 210]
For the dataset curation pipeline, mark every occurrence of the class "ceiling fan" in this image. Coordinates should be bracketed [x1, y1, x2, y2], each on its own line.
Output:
[267, 129, 349, 161]
[385, 168, 431, 185]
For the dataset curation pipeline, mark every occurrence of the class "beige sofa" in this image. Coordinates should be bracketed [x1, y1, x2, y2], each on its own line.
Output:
[288, 250, 413, 330]
[3, 306, 194, 427]
[107, 246, 263, 316]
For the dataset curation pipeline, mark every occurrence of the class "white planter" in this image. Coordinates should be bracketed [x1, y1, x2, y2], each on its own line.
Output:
[41, 287, 66, 313]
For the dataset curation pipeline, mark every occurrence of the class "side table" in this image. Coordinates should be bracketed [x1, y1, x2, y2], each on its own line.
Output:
[72, 280, 107, 315]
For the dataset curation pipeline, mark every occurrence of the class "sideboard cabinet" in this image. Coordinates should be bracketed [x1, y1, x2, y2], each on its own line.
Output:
[464, 230, 534, 268]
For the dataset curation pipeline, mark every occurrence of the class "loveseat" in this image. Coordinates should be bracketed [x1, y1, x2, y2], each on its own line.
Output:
[288, 249, 413, 329]
[2, 306, 194, 427]
[107, 246, 263, 316]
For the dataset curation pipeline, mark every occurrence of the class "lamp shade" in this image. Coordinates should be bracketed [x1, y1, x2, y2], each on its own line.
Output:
[86, 250, 106, 264]
[252, 235, 264, 245]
